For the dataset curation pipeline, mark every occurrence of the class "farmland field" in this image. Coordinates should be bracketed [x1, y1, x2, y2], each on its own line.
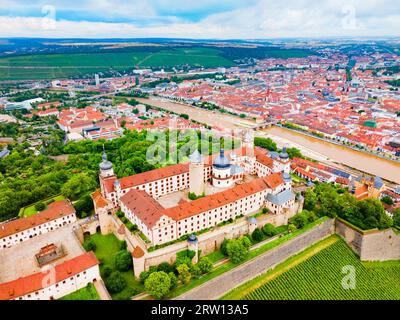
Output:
[0, 48, 234, 80]
[0, 46, 315, 80]
[224, 236, 400, 300]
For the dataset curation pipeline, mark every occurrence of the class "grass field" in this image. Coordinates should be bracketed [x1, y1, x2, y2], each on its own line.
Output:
[223, 236, 400, 300]
[83, 232, 145, 300]
[59, 283, 100, 300]
[18, 195, 66, 217]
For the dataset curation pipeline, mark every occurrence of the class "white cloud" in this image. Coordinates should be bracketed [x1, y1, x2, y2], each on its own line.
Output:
[0, 0, 398, 38]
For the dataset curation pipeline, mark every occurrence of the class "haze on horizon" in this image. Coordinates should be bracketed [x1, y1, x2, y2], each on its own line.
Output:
[0, 0, 399, 39]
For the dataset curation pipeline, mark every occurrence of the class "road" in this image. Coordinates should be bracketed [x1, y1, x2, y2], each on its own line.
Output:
[175, 219, 334, 300]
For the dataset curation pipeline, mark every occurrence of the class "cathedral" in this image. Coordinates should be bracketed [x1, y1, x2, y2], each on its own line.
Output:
[93, 138, 297, 245]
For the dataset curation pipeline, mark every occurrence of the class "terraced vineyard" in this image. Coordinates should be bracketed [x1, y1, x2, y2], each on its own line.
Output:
[235, 239, 400, 300]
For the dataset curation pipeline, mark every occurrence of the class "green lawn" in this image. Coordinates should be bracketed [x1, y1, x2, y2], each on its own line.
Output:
[83, 232, 145, 300]
[225, 236, 400, 300]
[19, 195, 66, 217]
[59, 283, 100, 300]
[204, 250, 226, 264]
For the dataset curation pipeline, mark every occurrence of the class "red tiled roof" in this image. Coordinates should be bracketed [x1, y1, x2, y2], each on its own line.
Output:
[91, 190, 109, 208]
[132, 246, 145, 258]
[0, 252, 99, 300]
[0, 200, 75, 239]
[163, 173, 283, 221]
[118, 163, 189, 190]
[120, 189, 165, 228]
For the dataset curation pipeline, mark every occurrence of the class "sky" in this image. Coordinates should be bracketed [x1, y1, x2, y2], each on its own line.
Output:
[0, 0, 399, 39]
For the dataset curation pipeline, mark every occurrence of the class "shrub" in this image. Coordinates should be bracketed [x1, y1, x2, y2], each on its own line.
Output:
[115, 250, 133, 271]
[84, 239, 96, 252]
[139, 271, 150, 284]
[190, 264, 202, 279]
[262, 207, 269, 214]
[262, 223, 276, 237]
[220, 239, 230, 256]
[119, 240, 127, 250]
[145, 271, 171, 299]
[158, 262, 173, 274]
[34, 202, 46, 211]
[226, 238, 249, 264]
[251, 228, 264, 242]
[168, 272, 178, 289]
[121, 217, 128, 224]
[177, 264, 191, 284]
[106, 272, 127, 293]
[116, 211, 124, 218]
[102, 265, 112, 278]
[197, 257, 213, 274]
[288, 224, 297, 233]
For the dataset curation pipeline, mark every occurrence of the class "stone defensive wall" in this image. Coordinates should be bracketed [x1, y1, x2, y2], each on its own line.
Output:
[335, 218, 400, 261]
[177, 218, 336, 300]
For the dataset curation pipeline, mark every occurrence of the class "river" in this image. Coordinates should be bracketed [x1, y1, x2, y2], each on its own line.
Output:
[263, 126, 400, 184]
[137, 96, 400, 184]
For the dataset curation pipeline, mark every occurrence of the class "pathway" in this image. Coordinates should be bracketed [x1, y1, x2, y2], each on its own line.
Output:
[94, 279, 112, 300]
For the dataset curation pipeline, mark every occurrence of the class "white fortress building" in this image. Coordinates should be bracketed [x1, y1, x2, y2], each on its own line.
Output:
[94, 135, 298, 245]
[0, 252, 100, 300]
[0, 200, 77, 250]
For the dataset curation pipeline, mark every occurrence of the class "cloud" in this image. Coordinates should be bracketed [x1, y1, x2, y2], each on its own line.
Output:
[0, 0, 398, 38]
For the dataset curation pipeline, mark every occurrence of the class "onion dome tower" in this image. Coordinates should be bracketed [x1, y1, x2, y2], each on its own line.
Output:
[212, 149, 233, 188]
[99, 149, 114, 178]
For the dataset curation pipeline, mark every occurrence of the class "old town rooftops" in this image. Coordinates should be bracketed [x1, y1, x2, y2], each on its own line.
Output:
[0, 252, 98, 300]
[0, 200, 76, 239]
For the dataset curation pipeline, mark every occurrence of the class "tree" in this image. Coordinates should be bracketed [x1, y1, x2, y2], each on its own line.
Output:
[190, 264, 202, 279]
[34, 202, 46, 211]
[251, 228, 264, 242]
[168, 272, 178, 289]
[139, 271, 150, 284]
[226, 238, 249, 263]
[197, 257, 213, 274]
[106, 272, 127, 293]
[254, 137, 277, 151]
[304, 188, 317, 211]
[286, 147, 303, 159]
[262, 223, 276, 237]
[288, 224, 297, 233]
[144, 271, 171, 299]
[74, 194, 94, 218]
[114, 250, 133, 271]
[393, 208, 400, 228]
[158, 262, 173, 274]
[61, 173, 97, 201]
[381, 196, 394, 206]
[220, 239, 230, 256]
[176, 264, 191, 284]
[355, 198, 393, 230]
[84, 239, 96, 252]
[102, 265, 112, 278]
[289, 211, 310, 229]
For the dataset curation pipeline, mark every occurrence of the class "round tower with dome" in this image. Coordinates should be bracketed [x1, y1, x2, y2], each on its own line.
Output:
[99, 149, 114, 178]
[189, 150, 205, 197]
[212, 149, 233, 188]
